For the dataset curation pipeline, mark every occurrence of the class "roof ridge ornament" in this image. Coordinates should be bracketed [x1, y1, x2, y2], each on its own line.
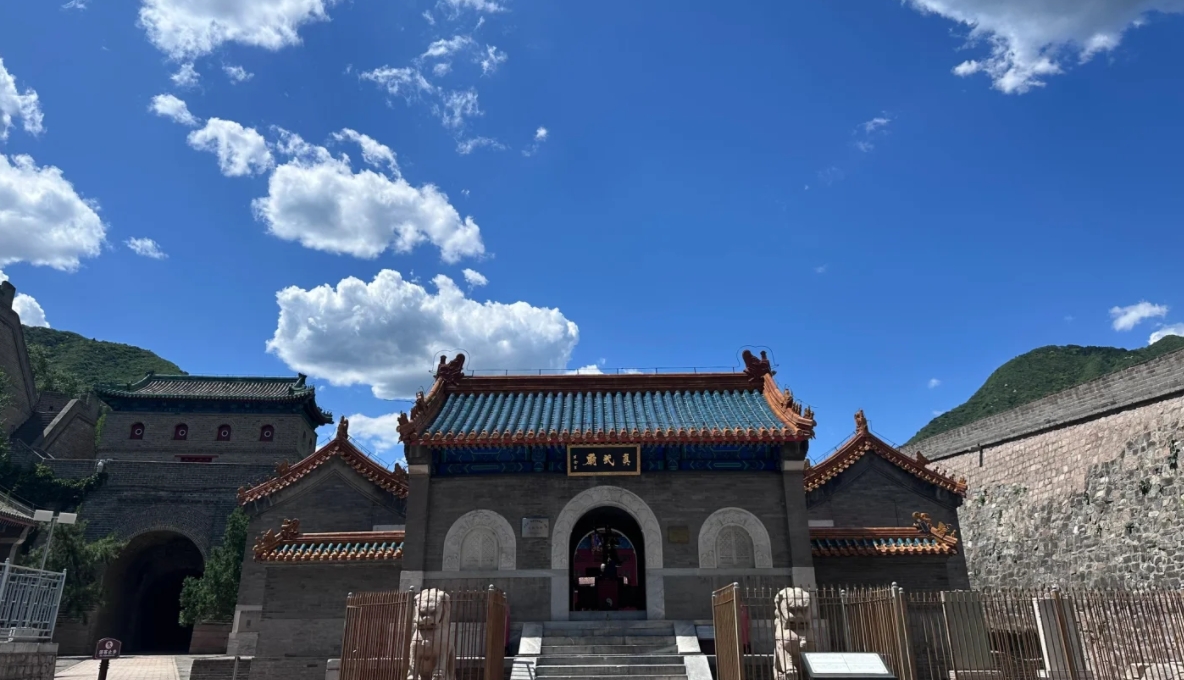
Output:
[854, 409, 869, 434]
[742, 350, 775, 382]
[336, 415, 349, 441]
[435, 353, 467, 386]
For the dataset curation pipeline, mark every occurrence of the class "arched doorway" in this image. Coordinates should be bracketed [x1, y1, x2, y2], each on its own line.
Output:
[96, 531, 204, 653]
[569, 507, 646, 613]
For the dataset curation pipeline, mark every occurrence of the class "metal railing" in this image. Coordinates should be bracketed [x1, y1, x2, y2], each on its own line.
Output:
[0, 560, 66, 641]
[713, 584, 1184, 680]
[339, 586, 508, 680]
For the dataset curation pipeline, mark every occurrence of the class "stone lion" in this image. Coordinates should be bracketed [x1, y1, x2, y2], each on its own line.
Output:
[407, 589, 455, 680]
[773, 587, 811, 680]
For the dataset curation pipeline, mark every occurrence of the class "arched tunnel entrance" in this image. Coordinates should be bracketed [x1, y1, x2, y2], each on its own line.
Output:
[96, 531, 204, 654]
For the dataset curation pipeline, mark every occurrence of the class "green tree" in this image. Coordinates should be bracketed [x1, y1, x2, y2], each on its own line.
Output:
[20, 520, 124, 622]
[27, 344, 86, 397]
[179, 508, 249, 625]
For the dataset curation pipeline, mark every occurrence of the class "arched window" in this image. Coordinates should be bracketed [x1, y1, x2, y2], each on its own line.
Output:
[216, 424, 232, 441]
[716, 525, 756, 569]
[460, 529, 500, 570]
[173, 423, 189, 441]
[130, 423, 145, 440]
[260, 425, 275, 442]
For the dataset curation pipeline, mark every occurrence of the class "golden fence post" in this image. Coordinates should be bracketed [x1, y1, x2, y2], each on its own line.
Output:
[713, 582, 744, 680]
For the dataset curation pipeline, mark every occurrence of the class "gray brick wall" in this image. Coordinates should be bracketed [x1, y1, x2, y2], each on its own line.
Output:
[99, 411, 317, 462]
[814, 556, 965, 591]
[806, 455, 963, 530]
[901, 347, 1184, 588]
[424, 472, 792, 572]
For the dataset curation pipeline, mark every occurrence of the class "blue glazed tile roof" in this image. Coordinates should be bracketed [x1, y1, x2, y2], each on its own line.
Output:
[421, 389, 797, 444]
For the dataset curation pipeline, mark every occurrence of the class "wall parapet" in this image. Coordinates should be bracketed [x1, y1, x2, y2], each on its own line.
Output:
[906, 347, 1184, 461]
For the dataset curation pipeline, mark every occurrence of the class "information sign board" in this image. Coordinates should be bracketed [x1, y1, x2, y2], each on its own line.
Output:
[567, 445, 641, 476]
[94, 638, 122, 660]
[802, 652, 895, 679]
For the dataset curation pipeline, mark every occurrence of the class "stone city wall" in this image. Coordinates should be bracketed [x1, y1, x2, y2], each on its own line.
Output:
[906, 348, 1184, 587]
[98, 411, 317, 462]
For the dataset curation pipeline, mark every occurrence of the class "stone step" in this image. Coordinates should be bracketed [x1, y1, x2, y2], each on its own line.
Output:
[543, 621, 674, 633]
[536, 664, 687, 677]
[542, 634, 675, 645]
[541, 643, 680, 655]
[538, 654, 685, 665]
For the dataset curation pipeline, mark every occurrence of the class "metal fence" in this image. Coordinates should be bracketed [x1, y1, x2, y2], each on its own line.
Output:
[0, 560, 66, 641]
[339, 586, 508, 680]
[713, 584, 1184, 680]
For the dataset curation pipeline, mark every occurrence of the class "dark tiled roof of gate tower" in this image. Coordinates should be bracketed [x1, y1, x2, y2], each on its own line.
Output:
[96, 373, 333, 424]
[397, 352, 816, 446]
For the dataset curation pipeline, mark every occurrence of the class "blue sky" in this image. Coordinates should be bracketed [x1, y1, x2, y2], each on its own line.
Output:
[2, 0, 1182, 466]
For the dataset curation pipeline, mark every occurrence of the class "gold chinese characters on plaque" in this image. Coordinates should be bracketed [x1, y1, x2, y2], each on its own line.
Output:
[567, 445, 641, 477]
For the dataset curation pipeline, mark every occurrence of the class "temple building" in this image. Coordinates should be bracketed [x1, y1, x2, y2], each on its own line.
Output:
[230, 351, 970, 680]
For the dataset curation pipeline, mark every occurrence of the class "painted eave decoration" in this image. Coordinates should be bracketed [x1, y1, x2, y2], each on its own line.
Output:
[804, 410, 968, 496]
[95, 372, 334, 425]
[253, 518, 405, 563]
[395, 351, 817, 447]
[811, 514, 960, 557]
[237, 417, 409, 504]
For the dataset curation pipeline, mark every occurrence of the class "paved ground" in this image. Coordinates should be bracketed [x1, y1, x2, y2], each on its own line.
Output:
[55, 656, 213, 680]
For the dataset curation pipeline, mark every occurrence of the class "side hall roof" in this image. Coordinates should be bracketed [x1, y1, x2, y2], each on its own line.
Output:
[396, 351, 816, 447]
[238, 417, 409, 505]
[805, 410, 968, 496]
[811, 515, 960, 557]
[252, 519, 404, 563]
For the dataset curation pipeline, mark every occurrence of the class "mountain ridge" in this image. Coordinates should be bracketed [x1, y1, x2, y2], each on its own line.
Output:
[907, 335, 1184, 445]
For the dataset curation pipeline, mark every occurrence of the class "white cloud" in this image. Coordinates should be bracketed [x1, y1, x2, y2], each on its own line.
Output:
[1109, 300, 1168, 331]
[814, 264, 827, 274]
[456, 136, 504, 155]
[126, 237, 168, 259]
[252, 129, 485, 262]
[223, 64, 255, 82]
[138, 0, 338, 61]
[422, 35, 475, 60]
[422, 10, 436, 25]
[438, 89, 481, 129]
[187, 118, 274, 176]
[438, 0, 505, 15]
[862, 116, 891, 134]
[0, 155, 106, 272]
[331, 128, 398, 173]
[0, 58, 44, 141]
[462, 268, 487, 287]
[433, 62, 453, 76]
[344, 412, 406, 455]
[170, 62, 200, 88]
[149, 93, 199, 126]
[566, 364, 602, 375]
[479, 45, 507, 75]
[1149, 323, 1184, 344]
[266, 270, 579, 399]
[62, 0, 88, 9]
[522, 126, 549, 156]
[359, 66, 435, 99]
[928, 378, 942, 388]
[0, 271, 49, 328]
[901, 0, 1184, 94]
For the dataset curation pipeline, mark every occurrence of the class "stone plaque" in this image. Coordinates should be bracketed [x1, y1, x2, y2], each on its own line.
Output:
[567, 445, 641, 476]
[667, 525, 690, 544]
[521, 517, 549, 538]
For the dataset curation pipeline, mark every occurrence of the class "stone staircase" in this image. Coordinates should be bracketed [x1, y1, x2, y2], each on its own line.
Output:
[532, 621, 689, 680]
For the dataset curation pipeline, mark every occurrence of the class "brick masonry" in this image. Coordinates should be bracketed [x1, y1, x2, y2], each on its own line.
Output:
[906, 347, 1184, 587]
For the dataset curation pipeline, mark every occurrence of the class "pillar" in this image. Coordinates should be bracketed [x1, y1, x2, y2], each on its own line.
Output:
[398, 444, 431, 591]
[780, 442, 816, 587]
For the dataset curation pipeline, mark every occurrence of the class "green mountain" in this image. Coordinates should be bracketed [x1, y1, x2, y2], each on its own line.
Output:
[22, 326, 184, 394]
[908, 335, 1184, 444]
